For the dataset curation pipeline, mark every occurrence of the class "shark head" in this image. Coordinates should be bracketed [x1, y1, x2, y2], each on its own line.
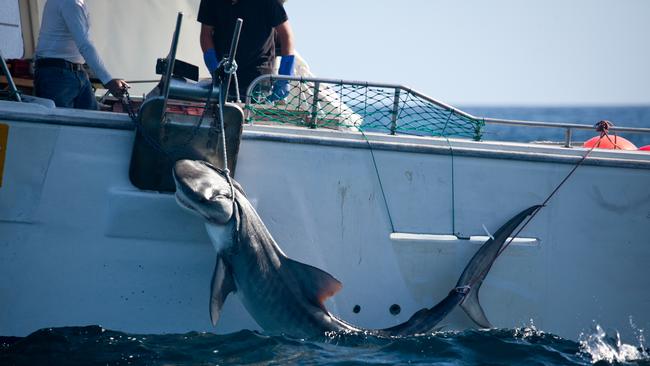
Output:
[172, 159, 241, 225]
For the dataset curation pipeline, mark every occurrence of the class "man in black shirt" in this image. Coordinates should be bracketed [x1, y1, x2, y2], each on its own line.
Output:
[198, 0, 295, 100]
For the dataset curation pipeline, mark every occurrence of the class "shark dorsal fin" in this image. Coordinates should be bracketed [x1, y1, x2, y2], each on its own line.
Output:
[283, 258, 342, 308]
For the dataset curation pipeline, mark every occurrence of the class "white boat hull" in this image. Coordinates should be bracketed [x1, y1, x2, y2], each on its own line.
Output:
[1, 103, 649, 341]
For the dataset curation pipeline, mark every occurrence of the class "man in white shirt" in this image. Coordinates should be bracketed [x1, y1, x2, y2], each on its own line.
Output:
[34, 0, 128, 110]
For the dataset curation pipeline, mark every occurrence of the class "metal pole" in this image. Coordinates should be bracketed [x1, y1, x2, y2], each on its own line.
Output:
[309, 82, 320, 128]
[215, 19, 243, 174]
[222, 19, 243, 103]
[564, 128, 573, 148]
[391, 89, 400, 135]
[0, 50, 21, 102]
[161, 12, 183, 121]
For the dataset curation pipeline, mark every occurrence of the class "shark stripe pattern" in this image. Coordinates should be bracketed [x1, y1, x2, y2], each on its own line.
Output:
[173, 159, 540, 338]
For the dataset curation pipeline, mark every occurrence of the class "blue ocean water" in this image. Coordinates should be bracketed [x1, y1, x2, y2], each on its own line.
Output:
[1, 324, 648, 365]
[462, 105, 650, 147]
[1, 107, 648, 365]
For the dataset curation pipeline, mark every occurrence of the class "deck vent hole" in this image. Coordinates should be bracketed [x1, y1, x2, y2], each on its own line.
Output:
[352, 305, 361, 314]
[389, 304, 401, 315]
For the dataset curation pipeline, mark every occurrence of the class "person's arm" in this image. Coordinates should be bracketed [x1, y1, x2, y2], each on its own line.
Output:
[267, 20, 295, 101]
[275, 21, 295, 56]
[200, 24, 215, 53]
[200, 24, 219, 74]
[61, 1, 128, 97]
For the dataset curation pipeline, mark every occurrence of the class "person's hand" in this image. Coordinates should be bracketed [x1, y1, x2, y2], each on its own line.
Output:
[267, 55, 295, 102]
[105, 79, 130, 98]
[267, 79, 289, 102]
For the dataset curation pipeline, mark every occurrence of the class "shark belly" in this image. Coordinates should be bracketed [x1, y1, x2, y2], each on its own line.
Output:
[205, 222, 236, 252]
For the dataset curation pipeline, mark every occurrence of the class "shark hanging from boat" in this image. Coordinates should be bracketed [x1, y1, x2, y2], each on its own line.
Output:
[172, 159, 541, 338]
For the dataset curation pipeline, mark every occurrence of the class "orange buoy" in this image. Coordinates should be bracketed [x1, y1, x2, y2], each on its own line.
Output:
[583, 135, 637, 150]
[639, 145, 650, 151]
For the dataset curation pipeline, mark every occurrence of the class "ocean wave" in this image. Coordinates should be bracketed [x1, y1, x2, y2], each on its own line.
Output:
[1, 323, 648, 365]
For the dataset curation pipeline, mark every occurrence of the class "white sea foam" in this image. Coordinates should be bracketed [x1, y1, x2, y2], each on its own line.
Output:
[579, 319, 648, 364]
[514, 319, 545, 339]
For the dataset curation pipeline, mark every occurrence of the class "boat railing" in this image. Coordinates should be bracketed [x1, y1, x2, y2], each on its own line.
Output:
[483, 117, 650, 147]
[244, 75, 650, 147]
[244, 75, 484, 141]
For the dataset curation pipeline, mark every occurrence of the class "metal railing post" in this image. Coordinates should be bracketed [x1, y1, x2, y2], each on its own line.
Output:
[391, 89, 400, 135]
[309, 81, 320, 128]
[564, 128, 573, 148]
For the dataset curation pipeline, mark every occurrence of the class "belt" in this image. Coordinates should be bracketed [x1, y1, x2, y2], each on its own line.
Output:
[35, 58, 84, 71]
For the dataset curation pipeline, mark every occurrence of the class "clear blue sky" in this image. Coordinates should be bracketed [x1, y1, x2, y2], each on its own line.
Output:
[284, 0, 650, 106]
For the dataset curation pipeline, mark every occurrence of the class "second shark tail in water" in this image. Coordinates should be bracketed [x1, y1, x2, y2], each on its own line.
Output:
[380, 205, 542, 336]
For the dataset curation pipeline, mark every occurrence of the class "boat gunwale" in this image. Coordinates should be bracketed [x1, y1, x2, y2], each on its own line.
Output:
[2, 101, 649, 170]
[243, 125, 650, 170]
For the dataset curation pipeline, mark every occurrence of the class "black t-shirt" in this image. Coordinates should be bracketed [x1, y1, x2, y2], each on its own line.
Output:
[198, 0, 288, 72]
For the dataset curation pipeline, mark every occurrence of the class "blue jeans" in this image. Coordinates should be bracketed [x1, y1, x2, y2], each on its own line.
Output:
[34, 67, 98, 110]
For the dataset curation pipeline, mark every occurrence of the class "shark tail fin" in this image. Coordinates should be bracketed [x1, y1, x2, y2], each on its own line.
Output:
[460, 284, 492, 328]
[457, 205, 542, 328]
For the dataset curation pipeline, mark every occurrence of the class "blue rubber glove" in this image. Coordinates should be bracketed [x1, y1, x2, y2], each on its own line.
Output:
[268, 55, 295, 102]
[203, 48, 219, 75]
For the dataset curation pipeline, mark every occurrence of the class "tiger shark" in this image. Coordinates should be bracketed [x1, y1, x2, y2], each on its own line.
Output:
[172, 159, 540, 338]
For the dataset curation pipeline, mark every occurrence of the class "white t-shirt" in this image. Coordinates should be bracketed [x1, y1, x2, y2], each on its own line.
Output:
[35, 0, 112, 84]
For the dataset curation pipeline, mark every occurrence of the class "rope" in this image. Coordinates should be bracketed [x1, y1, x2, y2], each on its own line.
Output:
[233, 72, 241, 103]
[213, 55, 241, 174]
[216, 77, 231, 177]
[440, 109, 457, 235]
[121, 91, 172, 159]
[463, 132, 605, 292]
[213, 60, 238, 235]
[496, 121, 616, 255]
[360, 129, 396, 233]
[494, 137, 601, 260]
[495, 126, 612, 258]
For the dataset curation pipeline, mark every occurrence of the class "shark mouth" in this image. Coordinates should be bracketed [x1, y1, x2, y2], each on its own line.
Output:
[174, 193, 195, 212]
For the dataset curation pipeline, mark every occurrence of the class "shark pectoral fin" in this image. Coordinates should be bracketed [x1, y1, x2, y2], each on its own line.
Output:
[460, 286, 492, 328]
[283, 258, 342, 308]
[209, 255, 237, 326]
